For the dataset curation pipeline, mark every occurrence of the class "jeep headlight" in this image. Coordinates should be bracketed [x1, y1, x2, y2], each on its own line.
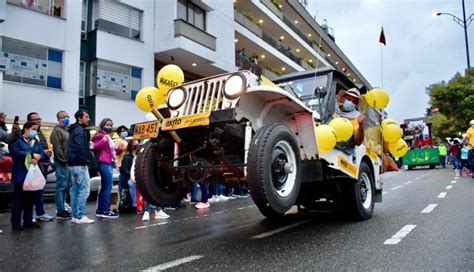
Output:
[224, 73, 247, 99]
[167, 87, 187, 110]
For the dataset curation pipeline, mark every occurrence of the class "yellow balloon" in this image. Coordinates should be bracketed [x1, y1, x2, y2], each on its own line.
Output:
[328, 117, 353, 142]
[382, 123, 402, 143]
[365, 88, 390, 109]
[135, 86, 160, 112]
[156, 64, 184, 93]
[315, 125, 337, 153]
[381, 118, 398, 130]
[388, 139, 408, 158]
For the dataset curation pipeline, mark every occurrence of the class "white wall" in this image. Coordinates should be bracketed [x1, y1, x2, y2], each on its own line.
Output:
[0, 2, 82, 123]
[154, 0, 236, 72]
[95, 95, 145, 126]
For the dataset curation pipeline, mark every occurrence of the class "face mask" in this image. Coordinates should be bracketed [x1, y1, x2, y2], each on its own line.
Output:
[28, 130, 38, 139]
[104, 126, 113, 133]
[120, 131, 128, 138]
[342, 100, 356, 112]
[61, 118, 70, 126]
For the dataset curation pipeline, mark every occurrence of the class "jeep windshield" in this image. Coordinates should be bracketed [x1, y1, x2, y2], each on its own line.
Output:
[276, 74, 329, 113]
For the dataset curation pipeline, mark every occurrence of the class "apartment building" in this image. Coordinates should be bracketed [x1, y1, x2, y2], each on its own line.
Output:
[0, 0, 370, 127]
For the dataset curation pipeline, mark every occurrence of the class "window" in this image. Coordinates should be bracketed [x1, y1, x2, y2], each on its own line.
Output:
[177, 0, 206, 31]
[90, 60, 141, 100]
[93, 0, 142, 40]
[81, 0, 88, 39]
[1, 37, 62, 89]
[7, 0, 65, 18]
[79, 61, 86, 106]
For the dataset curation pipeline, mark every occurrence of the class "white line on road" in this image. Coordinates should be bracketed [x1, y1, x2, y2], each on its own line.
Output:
[421, 204, 438, 213]
[382, 192, 388, 195]
[446, 185, 453, 190]
[451, 180, 457, 184]
[135, 222, 169, 230]
[143, 255, 204, 271]
[455, 177, 459, 179]
[415, 177, 422, 180]
[251, 220, 311, 239]
[404, 181, 413, 185]
[438, 192, 447, 198]
[384, 225, 417, 245]
[391, 185, 403, 190]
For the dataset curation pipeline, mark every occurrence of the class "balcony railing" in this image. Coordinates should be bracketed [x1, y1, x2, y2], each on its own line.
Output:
[234, 10, 263, 37]
[261, 32, 301, 63]
[174, 19, 216, 51]
[260, 0, 283, 19]
[235, 54, 263, 76]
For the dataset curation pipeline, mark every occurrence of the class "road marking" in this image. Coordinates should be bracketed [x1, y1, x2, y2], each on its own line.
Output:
[143, 255, 204, 271]
[382, 192, 388, 195]
[404, 181, 413, 185]
[384, 225, 417, 245]
[391, 185, 403, 190]
[251, 220, 311, 239]
[421, 204, 438, 213]
[438, 192, 447, 198]
[446, 185, 453, 190]
[455, 177, 459, 179]
[451, 180, 457, 184]
[415, 177, 422, 180]
[135, 222, 169, 230]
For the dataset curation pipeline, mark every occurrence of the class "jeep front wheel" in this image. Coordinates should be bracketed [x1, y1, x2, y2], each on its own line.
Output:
[344, 161, 374, 220]
[247, 124, 301, 219]
[135, 139, 182, 207]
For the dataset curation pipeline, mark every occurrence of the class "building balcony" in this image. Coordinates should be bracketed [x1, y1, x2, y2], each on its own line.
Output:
[174, 19, 216, 51]
[235, 54, 263, 76]
[234, 9, 263, 38]
[260, 0, 283, 20]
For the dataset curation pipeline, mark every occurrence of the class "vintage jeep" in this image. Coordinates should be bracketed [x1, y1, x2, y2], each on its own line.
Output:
[133, 67, 384, 220]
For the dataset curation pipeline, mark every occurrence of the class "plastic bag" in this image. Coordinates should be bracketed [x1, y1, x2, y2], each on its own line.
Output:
[23, 164, 46, 191]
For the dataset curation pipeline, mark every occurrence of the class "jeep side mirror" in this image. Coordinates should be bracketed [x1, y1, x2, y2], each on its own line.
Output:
[314, 86, 327, 98]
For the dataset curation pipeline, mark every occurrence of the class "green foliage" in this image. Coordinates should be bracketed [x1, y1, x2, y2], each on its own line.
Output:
[242, 12, 262, 28]
[265, 66, 283, 76]
[428, 68, 474, 141]
[270, 0, 282, 11]
[306, 60, 315, 68]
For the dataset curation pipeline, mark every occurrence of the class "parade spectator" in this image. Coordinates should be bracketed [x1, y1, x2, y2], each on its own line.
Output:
[239, 48, 248, 59]
[27, 112, 55, 222]
[92, 118, 120, 218]
[465, 120, 474, 179]
[334, 88, 365, 145]
[50, 110, 71, 219]
[461, 143, 470, 176]
[9, 121, 44, 231]
[193, 182, 210, 209]
[115, 125, 128, 197]
[119, 139, 137, 212]
[438, 142, 447, 168]
[449, 138, 462, 176]
[0, 112, 8, 132]
[67, 109, 94, 224]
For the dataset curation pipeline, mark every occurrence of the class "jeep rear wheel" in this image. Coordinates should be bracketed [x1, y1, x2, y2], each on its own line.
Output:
[247, 124, 301, 219]
[135, 139, 182, 207]
[344, 161, 374, 220]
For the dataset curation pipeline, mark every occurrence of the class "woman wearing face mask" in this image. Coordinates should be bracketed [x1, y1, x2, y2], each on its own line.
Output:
[334, 88, 366, 145]
[9, 121, 45, 231]
[115, 125, 128, 198]
[91, 118, 120, 219]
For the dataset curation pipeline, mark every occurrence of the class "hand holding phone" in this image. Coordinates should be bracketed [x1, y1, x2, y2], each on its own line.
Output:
[12, 116, 20, 135]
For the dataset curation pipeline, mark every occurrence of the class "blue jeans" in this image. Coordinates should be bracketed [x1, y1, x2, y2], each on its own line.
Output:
[439, 155, 446, 168]
[55, 162, 71, 213]
[452, 156, 462, 170]
[128, 179, 136, 207]
[144, 202, 163, 212]
[69, 166, 90, 219]
[191, 182, 208, 203]
[97, 163, 113, 213]
[468, 150, 474, 172]
[33, 190, 45, 216]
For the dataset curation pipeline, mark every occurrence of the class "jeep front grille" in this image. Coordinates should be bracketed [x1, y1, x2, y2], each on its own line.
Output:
[181, 78, 225, 116]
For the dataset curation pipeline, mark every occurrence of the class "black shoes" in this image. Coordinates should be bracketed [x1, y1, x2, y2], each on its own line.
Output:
[24, 222, 41, 229]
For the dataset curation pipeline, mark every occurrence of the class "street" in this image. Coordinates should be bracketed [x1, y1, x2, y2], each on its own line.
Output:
[1, 167, 473, 271]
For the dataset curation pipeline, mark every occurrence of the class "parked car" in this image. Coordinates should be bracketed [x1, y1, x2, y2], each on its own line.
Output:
[0, 145, 13, 207]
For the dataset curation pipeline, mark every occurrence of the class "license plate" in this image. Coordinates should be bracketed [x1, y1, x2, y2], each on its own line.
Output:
[132, 121, 160, 140]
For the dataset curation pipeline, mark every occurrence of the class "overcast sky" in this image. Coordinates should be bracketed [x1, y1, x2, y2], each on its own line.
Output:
[306, 0, 473, 123]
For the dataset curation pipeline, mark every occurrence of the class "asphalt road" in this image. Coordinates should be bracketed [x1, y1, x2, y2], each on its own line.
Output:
[1, 167, 473, 271]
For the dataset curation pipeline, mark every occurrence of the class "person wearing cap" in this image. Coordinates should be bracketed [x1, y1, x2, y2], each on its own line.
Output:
[334, 88, 366, 145]
[464, 120, 474, 178]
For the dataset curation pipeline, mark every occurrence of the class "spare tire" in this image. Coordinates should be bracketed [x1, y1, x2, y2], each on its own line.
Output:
[135, 139, 182, 207]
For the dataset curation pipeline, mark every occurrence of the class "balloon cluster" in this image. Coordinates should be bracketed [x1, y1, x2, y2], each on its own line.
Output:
[315, 87, 408, 158]
[135, 64, 185, 112]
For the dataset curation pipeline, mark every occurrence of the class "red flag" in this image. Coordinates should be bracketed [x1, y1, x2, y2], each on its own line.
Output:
[379, 27, 386, 46]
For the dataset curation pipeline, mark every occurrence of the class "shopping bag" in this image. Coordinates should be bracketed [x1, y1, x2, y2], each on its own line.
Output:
[23, 164, 46, 191]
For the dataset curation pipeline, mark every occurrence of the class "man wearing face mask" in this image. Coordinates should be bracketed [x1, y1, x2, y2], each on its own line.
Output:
[115, 126, 128, 198]
[50, 111, 72, 219]
[464, 120, 474, 179]
[334, 88, 366, 146]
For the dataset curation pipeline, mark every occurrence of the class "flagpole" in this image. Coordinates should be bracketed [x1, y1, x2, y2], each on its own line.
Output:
[381, 44, 384, 88]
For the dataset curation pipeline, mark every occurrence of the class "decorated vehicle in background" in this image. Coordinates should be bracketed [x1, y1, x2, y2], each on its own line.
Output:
[400, 117, 440, 170]
[132, 65, 387, 220]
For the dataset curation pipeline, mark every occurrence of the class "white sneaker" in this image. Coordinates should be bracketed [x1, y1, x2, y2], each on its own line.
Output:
[208, 197, 220, 203]
[75, 216, 94, 224]
[142, 211, 150, 221]
[154, 210, 170, 219]
[65, 203, 72, 212]
[71, 218, 77, 224]
[217, 195, 229, 202]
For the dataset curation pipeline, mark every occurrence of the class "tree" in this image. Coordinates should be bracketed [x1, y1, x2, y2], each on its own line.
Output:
[427, 68, 474, 142]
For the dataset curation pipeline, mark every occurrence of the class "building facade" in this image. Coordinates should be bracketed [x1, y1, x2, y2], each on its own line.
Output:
[0, 0, 370, 127]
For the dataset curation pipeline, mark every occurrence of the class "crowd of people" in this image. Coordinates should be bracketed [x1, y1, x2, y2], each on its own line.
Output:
[0, 110, 249, 232]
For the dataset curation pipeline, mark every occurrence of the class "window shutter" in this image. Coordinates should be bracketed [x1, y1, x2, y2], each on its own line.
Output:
[131, 9, 141, 31]
[100, 0, 131, 27]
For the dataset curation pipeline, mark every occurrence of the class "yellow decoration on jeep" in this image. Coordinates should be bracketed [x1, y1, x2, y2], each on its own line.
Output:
[135, 86, 161, 112]
[388, 138, 408, 158]
[315, 125, 337, 153]
[382, 123, 402, 143]
[329, 117, 354, 142]
[337, 156, 358, 176]
[156, 64, 185, 93]
[365, 88, 390, 109]
[162, 112, 211, 131]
